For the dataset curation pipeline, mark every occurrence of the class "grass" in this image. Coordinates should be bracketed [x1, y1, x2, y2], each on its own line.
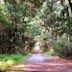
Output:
[0, 51, 30, 63]
[0, 51, 30, 71]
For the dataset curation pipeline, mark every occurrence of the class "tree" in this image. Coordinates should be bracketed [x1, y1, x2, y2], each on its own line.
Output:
[42, 0, 72, 42]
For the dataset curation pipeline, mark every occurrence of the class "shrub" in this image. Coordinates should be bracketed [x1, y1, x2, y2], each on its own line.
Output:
[0, 60, 14, 72]
[45, 49, 54, 56]
[66, 43, 72, 56]
[0, 52, 29, 71]
[53, 34, 72, 57]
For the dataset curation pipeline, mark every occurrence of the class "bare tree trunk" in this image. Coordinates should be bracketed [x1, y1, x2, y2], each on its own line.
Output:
[68, 0, 72, 12]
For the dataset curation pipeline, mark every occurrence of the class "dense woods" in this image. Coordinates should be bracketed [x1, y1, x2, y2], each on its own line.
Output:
[0, 0, 72, 72]
[0, 0, 72, 56]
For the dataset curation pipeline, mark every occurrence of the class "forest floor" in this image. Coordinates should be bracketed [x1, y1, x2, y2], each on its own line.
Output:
[7, 53, 72, 72]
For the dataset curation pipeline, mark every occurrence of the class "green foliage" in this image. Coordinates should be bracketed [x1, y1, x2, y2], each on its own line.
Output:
[43, 0, 72, 38]
[53, 34, 72, 57]
[0, 51, 29, 71]
[45, 50, 54, 56]
[0, 0, 72, 56]
[0, 61, 9, 71]
[0, 1, 32, 53]
[0, 0, 51, 54]
[0, 26, 23, 54]
[0, 52, 29, 62]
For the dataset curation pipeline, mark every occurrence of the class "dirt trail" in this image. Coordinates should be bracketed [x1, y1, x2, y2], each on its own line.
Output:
[7, 54, 72, 72]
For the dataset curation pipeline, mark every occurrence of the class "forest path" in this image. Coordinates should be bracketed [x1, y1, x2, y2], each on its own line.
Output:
[7, 53, 72, 72]
[7, 41, 72, 72]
